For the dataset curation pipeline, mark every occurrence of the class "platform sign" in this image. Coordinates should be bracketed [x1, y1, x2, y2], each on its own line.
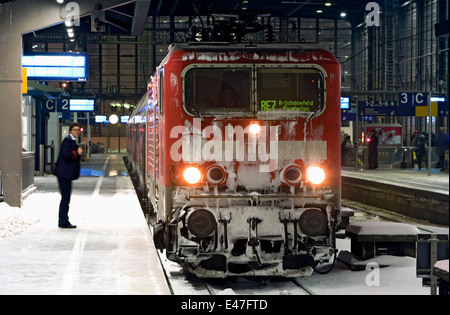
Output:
[22, 52, 89, 82]
[438, 101, 449, 116]
[69, 99, 95, 111]
[41, 98, 70, 113]
[415, 102, 438, 117]
[398, 92, 428, 107]
[340, 111, 375, 121]
[358, 100, 407, 116]
[341, 110, 355, 121]
[340, 97, 350, 109]
[398, 92, 430, 116]
[360, 115, 375, 121]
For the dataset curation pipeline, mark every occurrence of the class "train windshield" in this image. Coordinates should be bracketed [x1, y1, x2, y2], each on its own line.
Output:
[257, 68, 325, 114]
[185, 67, 252, 115]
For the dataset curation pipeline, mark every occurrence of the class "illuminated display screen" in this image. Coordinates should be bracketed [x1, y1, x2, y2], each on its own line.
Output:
[341, 97, 350, 109]
[95, 115, 107, 123]
[258, 68, 324, 113]
[70, 99, 95, 111]
[22, 52, 89, 82]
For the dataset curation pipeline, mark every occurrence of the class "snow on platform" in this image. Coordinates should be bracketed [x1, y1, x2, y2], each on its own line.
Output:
[346, 222, 421, 237]
[0, 162, 170, 295]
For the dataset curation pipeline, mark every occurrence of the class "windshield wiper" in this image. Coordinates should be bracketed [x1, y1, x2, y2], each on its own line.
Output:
[187, 96, 204, 122]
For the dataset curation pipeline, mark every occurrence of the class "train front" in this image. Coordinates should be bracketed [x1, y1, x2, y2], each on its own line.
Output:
[161, 44, 341, 277]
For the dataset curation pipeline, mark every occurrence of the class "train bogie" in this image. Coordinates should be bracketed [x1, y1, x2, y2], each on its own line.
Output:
[126, 43, 341, 277]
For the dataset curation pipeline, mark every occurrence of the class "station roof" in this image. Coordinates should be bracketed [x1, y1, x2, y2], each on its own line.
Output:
[3, 0, 371, 38]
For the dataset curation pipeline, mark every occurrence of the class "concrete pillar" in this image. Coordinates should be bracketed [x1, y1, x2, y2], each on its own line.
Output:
[0, 35, 23, 207]
[0, 0, 136, 207]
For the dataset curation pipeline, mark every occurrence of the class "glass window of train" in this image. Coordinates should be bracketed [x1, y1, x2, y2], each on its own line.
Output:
[257, 68, 325, 114]
[184, 68, 252, 116]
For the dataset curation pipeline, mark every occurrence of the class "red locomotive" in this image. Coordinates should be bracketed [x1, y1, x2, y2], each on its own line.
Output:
[126, 38, 341, 277]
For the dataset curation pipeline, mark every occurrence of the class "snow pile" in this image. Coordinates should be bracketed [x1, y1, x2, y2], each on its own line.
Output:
[0, 208, 36, 241]
[434, 260, 449, 273]
[0, 193, 53, 241]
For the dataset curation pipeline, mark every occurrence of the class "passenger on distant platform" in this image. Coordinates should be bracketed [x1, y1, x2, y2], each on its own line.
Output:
[412, 132, 426, 170]
[410, 130, 418, 145]
[341, 134, 351, 166]
[367, 130, 379, 169]
[437, 127, 449, 171]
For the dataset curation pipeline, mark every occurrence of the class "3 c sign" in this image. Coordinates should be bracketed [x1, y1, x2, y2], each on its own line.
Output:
[398, 92, 428, 107]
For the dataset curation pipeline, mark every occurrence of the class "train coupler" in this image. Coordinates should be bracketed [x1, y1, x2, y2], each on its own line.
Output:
[246, 217, 263, 268]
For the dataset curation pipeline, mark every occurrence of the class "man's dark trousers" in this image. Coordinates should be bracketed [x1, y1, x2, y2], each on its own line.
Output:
[57, 177, 72, 227]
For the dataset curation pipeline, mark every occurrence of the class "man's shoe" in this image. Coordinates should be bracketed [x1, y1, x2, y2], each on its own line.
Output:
[59, 223, 77, 229]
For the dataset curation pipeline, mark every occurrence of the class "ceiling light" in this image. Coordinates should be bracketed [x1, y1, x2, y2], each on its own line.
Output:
[57, 0, 64, 4]
[340, 12, 347, 17]
[325, 2, 332, 6]
[317, 10, 323, 13]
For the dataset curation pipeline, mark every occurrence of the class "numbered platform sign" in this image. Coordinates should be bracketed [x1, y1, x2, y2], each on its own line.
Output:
[41, 98, 70, 113]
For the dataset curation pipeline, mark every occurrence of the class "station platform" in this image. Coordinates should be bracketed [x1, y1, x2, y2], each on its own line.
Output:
[0, 153, 171, 295]
[342, 167, 449, 226]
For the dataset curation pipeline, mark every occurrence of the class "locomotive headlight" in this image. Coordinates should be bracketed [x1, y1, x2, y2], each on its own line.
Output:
[183, 166, 202, 184]
[307, 166, 325, 185]
[249, 123, 261, 135]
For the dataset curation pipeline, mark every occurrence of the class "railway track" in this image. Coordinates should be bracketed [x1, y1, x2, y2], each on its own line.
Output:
[156, 248, 316, 295]
[152, 200, 447, 296]
[341, 199, 449, 233]
[202, 277, 315, 295]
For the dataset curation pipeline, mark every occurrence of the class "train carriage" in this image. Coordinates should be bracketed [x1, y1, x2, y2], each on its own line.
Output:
[126, 42, 341, 277]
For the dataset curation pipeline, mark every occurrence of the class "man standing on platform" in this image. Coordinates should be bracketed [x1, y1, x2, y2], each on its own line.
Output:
[53, 123, 83, 229]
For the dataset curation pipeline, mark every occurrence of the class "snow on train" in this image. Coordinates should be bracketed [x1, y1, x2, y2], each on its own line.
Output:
[125, 40, 342, 278]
